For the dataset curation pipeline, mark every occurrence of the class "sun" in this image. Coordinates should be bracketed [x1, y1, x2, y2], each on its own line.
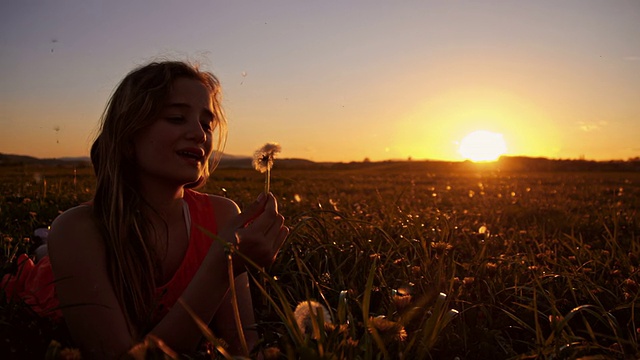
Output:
[458, 130, 507, 162]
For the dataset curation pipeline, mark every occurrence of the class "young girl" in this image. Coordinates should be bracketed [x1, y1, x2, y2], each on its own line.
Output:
[26, 61, 288, 358]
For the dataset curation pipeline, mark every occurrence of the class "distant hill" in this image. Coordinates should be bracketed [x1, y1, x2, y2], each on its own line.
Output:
[0, 152, 318, 169]
[495, 156, 640, 172]
[1, 153, 639, 172]
[0, 153, 91, 166]
[218, 154, 317, 169]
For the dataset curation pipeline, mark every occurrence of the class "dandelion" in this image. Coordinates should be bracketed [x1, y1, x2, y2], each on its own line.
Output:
[393, 292, 412, 310]
[368, 316, 407, 342]
[58, 347, 83, 360]
[253, 142, 281, 194]
[262, 347, 281, 360]
[293, 300, 331, 339]
[431, 241, 453, 253]
[485, 262, 498, 274]
[392, 286, 413, 310]
[623, 278, 639, 293]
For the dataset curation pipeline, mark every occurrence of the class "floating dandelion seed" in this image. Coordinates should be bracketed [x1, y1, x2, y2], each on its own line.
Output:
[53, 125, 60, 144]
[253, 142, 281, 194]
[240, 71, 247, 85]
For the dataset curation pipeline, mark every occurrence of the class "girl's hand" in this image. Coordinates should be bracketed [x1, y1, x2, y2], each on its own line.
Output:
[221, 193, 288, 273]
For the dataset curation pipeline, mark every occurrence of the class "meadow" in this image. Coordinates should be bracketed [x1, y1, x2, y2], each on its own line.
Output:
[1, 162, 639, 359]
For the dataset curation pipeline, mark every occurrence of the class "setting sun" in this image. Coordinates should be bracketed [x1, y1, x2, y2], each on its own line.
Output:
[458, 130, 507, 162]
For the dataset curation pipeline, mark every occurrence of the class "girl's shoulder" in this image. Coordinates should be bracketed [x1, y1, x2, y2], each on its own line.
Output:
[48, 204, 105, 258]
[50, 204, 97, 232]
[207, 194, 241, 229]
[185, 189, 240, 217]
[208, 194, 240, 214]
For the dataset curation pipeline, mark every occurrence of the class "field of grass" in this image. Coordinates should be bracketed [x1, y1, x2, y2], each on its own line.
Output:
[1, 163, 639, 359]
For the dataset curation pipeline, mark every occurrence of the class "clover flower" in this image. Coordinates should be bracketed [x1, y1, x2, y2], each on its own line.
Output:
[253, 142, 281, 193]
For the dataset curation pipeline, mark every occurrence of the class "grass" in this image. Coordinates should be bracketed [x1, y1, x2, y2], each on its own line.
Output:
[1, 162, 639, 359]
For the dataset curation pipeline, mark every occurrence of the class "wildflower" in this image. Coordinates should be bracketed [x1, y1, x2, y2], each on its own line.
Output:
[485, 262, 498, 274]
[430, 241, 453, 253]
[411, 266, 421, 276]
[623, 278, 639, 293]
[393, 293, 412, 310]
[253, 142, 281, 193]
[324, 322, 349, 334]
[342, 338, 359, 348]
[59, 347, 82, 360]
[262, 347, 281, 360]
[294, 300, 331, 339]
[368, 316, 407, 342]
[392, 286, 413, 310]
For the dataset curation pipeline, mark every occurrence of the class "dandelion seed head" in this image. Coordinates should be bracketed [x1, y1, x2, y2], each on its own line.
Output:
[294, 300, 331, 338]
[253, 142, 281, 173]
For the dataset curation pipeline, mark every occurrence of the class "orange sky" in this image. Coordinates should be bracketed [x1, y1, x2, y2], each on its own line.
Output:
[1, 1, 639, 162]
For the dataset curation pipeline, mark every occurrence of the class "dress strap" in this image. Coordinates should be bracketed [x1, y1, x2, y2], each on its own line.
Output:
[182, 199, 191, 239]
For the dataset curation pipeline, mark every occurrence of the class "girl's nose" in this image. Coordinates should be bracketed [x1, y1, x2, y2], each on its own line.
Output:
[187, 120, 207, 143]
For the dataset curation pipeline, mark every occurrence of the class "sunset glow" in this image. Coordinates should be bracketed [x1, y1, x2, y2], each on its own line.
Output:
[0, 2, 638, 162]
[458, 130, 507, 162]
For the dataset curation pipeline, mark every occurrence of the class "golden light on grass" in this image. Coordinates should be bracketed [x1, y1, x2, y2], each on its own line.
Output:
[458, 130, 507, 162]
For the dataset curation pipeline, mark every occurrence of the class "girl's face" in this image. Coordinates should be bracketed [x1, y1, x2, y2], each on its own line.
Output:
[134, 77, 215, 188]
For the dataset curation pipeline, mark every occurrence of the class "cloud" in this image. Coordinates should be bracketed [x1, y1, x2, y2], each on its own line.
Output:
[577, 121, 608, 132]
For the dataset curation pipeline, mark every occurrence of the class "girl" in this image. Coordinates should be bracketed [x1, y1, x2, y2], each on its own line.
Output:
[44, 61, 288, 358]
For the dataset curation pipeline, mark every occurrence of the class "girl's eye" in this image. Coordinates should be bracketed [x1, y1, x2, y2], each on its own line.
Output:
[166, 116, 185, 123]
[201, 121, 214, 132]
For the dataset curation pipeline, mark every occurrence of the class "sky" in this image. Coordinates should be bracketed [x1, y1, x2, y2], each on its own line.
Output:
[1, 1, 639, 162]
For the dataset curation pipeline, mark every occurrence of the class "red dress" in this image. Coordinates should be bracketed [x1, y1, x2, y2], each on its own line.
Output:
[2, 189, 218, 322]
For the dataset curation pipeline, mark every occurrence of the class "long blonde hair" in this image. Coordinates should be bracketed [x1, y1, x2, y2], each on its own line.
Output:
[90, 61, 227, 336]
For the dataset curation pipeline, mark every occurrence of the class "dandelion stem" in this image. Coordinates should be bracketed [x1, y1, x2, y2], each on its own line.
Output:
[265, 168, 271, 194]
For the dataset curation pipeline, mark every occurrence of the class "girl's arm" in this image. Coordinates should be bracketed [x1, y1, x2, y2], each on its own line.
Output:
[49, 205, 135, 358]
[49, 193, 287, 358]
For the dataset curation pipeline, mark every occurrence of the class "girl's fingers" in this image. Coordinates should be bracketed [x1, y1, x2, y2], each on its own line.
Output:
[274, 226, 289, 252]
[233, 192, 288, 267]
[248, 195, 280, 234]
[263, 213, 285, 236]
[231, 193, 268, 229]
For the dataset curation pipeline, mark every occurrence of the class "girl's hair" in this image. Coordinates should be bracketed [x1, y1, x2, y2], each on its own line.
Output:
[89, 60, 227, 336]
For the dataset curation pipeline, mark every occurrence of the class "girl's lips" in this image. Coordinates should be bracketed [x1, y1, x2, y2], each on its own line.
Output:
[176, 148, 205, 161]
